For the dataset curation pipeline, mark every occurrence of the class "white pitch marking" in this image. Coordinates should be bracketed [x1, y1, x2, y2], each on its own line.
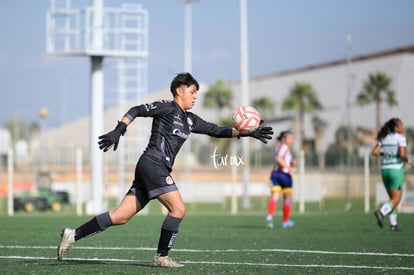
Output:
[1, 245, 413, 257]
[0, 255, 413, 271]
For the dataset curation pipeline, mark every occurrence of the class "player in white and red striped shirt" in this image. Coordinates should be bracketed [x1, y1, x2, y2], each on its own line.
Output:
[266, 130, 296, 229]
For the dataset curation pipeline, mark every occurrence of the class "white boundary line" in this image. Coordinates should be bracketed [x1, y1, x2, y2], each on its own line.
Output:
[0, 255, 413, 271]
[1, 245, 414, 257]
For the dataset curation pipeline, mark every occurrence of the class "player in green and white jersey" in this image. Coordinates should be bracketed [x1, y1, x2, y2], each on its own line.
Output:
[372, 118, 412, 231]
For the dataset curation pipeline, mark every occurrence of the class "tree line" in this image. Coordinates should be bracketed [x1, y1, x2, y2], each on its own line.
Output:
[202, 71, 410, 168]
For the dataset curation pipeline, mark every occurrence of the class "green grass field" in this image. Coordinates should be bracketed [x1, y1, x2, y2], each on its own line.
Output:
[0, 200, 413, 274]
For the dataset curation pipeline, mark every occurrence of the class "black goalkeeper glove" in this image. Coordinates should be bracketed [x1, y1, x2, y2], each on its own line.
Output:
[238, 123, 274, 144]
[98, 121, 127, 152]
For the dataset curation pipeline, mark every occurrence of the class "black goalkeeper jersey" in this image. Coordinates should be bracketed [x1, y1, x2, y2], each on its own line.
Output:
[125, 100, 232, 171]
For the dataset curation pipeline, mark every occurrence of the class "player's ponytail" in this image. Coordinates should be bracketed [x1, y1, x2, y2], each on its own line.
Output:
[376, 118, 400, 141]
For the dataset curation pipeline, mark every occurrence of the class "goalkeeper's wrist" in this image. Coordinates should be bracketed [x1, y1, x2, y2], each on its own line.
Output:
[237, 132, 252, 138]
[115, 121, 127, 135]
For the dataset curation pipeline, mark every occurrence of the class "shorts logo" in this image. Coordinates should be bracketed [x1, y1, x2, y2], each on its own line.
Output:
[166, 176, 174, 185]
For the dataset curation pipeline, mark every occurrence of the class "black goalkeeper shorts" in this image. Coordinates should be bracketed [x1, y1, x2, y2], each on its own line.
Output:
[127, 155, 178, 207]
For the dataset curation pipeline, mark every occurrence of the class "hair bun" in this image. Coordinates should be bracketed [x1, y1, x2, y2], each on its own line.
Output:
[277, 130, 292, 141]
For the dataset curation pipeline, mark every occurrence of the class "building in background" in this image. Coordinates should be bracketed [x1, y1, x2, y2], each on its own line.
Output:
[35, 44, 414, 167]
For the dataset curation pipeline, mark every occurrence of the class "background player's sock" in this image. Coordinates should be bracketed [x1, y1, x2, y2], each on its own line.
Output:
[389, 210, 398, 226]
[380, 202, 393, 216]
[283, 200, 292, 222]
[267, 198, 278, 218]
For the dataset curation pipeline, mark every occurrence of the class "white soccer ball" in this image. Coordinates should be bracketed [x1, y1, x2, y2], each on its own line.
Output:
[232, 105, 261, 134]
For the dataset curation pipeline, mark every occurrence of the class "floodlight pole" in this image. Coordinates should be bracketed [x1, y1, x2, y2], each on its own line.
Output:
[181, 0, 197, 188]
[90, 56, 104, 213]
[183, 0, 194, 73]
[240, 0, 251, 209]
[344, 34, 353, 212]
[90, 0, 104, 213]
[46, 0, 149, 215]
[7, 148, 14, 216]
[363, 146, 370, 213]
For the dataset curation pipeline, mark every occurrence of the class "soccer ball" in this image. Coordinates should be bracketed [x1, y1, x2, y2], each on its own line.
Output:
[232, 105, 261, 134]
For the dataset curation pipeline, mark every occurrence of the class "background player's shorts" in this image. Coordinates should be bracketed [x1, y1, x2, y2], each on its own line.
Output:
[127, 155, 178, 207]
[270, 170, 293, 193]
[381, 168, 404, 190]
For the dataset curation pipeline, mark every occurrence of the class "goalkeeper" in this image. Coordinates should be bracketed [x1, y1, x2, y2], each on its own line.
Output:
[57, 72, 273, 268]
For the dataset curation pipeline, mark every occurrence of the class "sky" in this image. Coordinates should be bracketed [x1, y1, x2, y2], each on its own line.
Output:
[0, 0, 414, 128]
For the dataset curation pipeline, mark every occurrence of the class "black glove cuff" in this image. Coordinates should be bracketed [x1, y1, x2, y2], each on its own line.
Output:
[115, 121, 127, 136]
[237, 132, 251, 138]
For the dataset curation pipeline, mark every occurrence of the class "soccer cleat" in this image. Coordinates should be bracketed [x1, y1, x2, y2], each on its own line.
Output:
[374, 210, 384, 228]
[152, 255, 184, 268]
[390, 225, 400, 232]
[57, 228, 75, 260]
[282, 220, 295, 228]
[266, 216, 274, 229]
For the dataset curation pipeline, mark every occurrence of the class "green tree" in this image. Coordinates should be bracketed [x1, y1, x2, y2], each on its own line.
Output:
[3, 117, 36, 145]
[405, 127, 414, 154]
[251, 97, 275, 167]
[357, 71, 397, 131]
[252, 96, 275, 121]
[203, 78, 233, 120]
[325, 125, 358, 167]
[282, 81, 323, 146]
[203, 78, 234, 155]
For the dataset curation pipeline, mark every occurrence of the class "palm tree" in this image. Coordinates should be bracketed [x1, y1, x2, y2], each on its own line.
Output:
[251, 96, 276, 166]
[252, 96, 275, 121]
[203, 78, 234, 153]
[203, 78, 233, 120]
[357, 71, 397, 131]
[4, 116, 32, 145]
[282, 81, 323, 147]
[325, 125, 357, 166]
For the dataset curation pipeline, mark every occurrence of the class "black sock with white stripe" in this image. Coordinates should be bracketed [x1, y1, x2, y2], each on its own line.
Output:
[75, 212, 113, 241]
[156, 215, 182, 256]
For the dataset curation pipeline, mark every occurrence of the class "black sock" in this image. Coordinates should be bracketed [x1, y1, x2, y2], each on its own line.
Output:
[157, 229, 178, 256]
[156, 216, 182, 256]
[75, 212, 112, 241]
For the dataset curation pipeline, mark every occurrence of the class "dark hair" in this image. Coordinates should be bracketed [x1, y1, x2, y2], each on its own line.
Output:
[277, 130, 292, 141]
[170, 72, 199, 97]
[376, 118, 401, 141]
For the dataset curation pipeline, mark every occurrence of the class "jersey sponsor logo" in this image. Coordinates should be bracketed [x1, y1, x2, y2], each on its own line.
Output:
[166, 176, 174, 185]
[144, 103, 158, 112]
[172, 128, 188, 139]
[187, 117, 193, 131]
[173, 120, 184, 126]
